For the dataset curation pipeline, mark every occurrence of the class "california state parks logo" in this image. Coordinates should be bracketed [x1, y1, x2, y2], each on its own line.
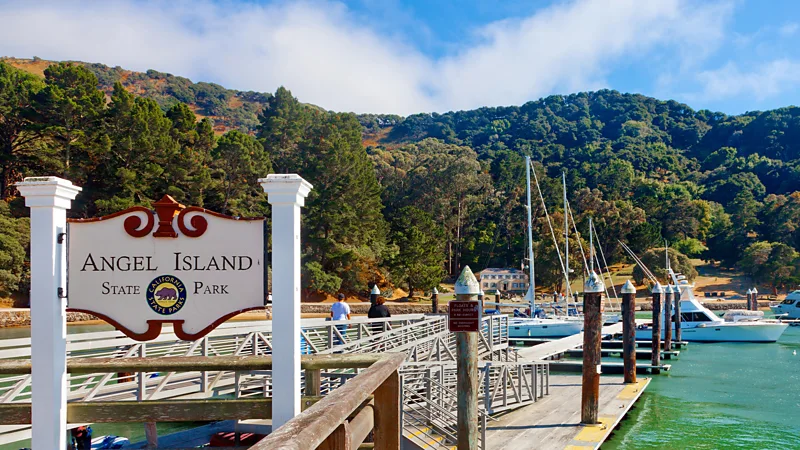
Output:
[146, 275, 187, 315]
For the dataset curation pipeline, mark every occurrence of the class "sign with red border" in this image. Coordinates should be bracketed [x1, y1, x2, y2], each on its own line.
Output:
[448, 300, 481, 332]
[66, 195, 266, 341]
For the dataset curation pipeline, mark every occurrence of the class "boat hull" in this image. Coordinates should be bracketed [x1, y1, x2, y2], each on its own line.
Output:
[509, 320, 583, 338]
[770, 305, 800, 320]
[635, 322, 788, 343]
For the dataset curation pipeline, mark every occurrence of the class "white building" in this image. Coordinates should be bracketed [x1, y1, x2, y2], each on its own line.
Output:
[477, 268, 529, 294]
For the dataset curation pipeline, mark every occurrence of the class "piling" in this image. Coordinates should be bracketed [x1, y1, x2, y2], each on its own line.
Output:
[432, 287, 439, 314]
[145, 422, 158, 448]
[673, 284, 682, 342]
[621, 280, 637, 384]
[478, 288, 484, 310]
[752, 287, 759, 311]
[370, 284, 380, 306]
[664, 285, 673, 352]
[746, 288, 752, 310]
[455, 266, 480, 449]
[581, 272, 605, 425]
[651, 283, 663, 375]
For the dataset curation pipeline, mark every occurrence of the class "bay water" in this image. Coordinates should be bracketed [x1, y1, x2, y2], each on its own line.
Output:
[603, 319, 800, 449]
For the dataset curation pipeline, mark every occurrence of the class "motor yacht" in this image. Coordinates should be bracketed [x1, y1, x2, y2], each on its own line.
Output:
[769, 290, 800, 320]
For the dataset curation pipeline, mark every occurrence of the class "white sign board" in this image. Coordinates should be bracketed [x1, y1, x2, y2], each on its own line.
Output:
[67, 196, 265, 341]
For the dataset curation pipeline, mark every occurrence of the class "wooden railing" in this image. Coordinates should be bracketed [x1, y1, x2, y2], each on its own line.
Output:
[0, 353, 404, 449]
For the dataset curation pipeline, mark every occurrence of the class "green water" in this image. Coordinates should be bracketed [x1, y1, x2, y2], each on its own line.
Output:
[603, 323, 800, 449]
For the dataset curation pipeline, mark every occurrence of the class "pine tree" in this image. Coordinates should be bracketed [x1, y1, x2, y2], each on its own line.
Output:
[388, 207, 445, 296]
[210, 130, 271, 216]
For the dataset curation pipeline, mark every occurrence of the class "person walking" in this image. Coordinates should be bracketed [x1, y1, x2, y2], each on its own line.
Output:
[330, 293, 351, 346]
[368, 296, 391, 335]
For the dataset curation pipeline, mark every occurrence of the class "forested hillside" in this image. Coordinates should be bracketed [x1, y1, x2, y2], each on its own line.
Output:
[1, 59, 799, 301]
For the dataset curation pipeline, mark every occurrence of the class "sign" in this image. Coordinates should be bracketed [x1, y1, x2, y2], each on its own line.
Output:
[448, 300, 481, 332]
[67, 195, 265, 341]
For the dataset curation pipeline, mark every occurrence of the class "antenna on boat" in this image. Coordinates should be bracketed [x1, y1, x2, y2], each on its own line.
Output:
[525, 156, 536, 315]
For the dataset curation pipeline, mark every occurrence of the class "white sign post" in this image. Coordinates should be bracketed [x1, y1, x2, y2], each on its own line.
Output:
[260, 174, 312, 429]
[16, 177, 82, 450]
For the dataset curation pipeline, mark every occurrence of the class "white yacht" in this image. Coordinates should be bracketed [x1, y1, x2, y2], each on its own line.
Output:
[770, 290, 800, 319]
[635, 271, 788, 343]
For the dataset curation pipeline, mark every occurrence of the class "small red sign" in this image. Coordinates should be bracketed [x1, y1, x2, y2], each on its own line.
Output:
[448, 300, 482, 332]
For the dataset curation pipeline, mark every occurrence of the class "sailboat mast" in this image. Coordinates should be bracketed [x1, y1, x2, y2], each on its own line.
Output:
[526, 156, 536, 314]
[563, 171, 569, 297]
[589, 217, 594, 273]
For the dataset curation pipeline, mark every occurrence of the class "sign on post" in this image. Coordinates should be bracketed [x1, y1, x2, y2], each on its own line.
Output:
[448, 300, 481, 332]
[67, 195, 266, 341]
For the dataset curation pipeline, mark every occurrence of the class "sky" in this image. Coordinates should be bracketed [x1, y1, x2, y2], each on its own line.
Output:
[1, 0, 800, 116]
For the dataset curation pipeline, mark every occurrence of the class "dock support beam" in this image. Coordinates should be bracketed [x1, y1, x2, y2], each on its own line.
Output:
[651, 283, 663, 375]
[260, 175, 312, 430]
[664, 286, 673, 352]
[581, 272, 605, 425]
[673, 285, 682, 342]
[455, 267, 480, 450]
[17, 177, 81, 450]
[621, 281, 637, 384]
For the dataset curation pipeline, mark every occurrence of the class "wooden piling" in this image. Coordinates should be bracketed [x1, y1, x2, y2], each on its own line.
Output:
[431, 287, 439, 314]
[752, 288, 759, 311]
[621, 280, 636, 384]
[581, 272, 605, 425]
[664, 286, 673, 352]
[673, 284, 682, 343]
[455, 266, 480, 450]
[145, 422, 158, 448]
[651, 283, 663, 375]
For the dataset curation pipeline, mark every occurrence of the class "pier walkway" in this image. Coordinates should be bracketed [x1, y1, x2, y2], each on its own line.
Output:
[515, 323, 624, 360]
[486, 375, 650, 450]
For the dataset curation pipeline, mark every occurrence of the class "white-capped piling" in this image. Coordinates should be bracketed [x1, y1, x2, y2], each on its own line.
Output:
[621, 280, 637, 384]
[454, 266, 480, 449]
[651, 282, 664, 374]
[581, 271, 605, 424]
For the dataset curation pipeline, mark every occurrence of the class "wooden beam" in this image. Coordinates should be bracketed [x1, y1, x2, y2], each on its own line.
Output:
[252, 353, 405, 450]
[318, 421, 352, 450]
[373, 372, 400, 450]
[0, 353, 387, 375]
[0, 397, 323, 424]
[305, 369, 322, 396]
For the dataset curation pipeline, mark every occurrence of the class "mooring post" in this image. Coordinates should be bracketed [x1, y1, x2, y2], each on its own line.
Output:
[455, 266, 480, 449]
[673, 284, 682, 343]
[621, 280, 637, 384]
[664, 285, 673, 352]
[16, 177, 81, 450]
[478, 288, 484, 310]
[431, 287, 439, 313]
[752, 287, 759, 311]
[651, 283, 663, 374]
[581, 272, 605, 425]
[260, 174, 312, 429]
[745, 288, 752, 311]
[145, 422, 158, 448]
[370, 284, 380, 306]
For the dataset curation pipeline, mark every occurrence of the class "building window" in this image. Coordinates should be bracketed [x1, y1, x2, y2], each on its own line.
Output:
[491, 283, 497, 288]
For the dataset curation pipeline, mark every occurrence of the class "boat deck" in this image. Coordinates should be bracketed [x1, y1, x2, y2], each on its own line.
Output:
[486, 375, 651, 450]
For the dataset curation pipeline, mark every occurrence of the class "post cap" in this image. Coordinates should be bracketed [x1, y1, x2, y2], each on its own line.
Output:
[751, 287, 758, 294]
[16, 176, 82, 208]
[651, 282, 664, 294]
[621, 280, 636, 294]
[454, 266, 480, 295]
[370, 285, 381, 295]
[432, 287, 438, 295]
[584, 271, 605, 294]
[259, 174, 313, 205]
[746, 288, 752, 295]
[672, 284, 681, 294]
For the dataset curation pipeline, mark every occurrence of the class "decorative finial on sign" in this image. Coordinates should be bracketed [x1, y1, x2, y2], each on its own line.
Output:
[455, 266, 480, 295]
[621, 280, 636, 294]
[153, 195, 185, 238]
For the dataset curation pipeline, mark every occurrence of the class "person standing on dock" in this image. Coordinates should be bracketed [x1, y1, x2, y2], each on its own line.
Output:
[330, 293, 351, 345]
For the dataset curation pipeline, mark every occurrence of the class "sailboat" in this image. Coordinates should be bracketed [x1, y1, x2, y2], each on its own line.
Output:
[507, 156, 583, 338]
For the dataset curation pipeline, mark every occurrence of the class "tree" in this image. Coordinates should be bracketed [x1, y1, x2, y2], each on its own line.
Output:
[632, 247, 697, 286]
[209, 130, 271, 216]
[0, 201, 29, 298]
[672, 238, 708, 257]
[739, 241, 800, 295]
[0, 62, 47, 200]
[388, 207, 446, 296]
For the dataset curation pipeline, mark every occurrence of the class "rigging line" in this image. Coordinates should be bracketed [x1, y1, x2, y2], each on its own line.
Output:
[618, 240, 658, 284]
[565, 199, 590, 277]
[591, 220, 619, 301]
[529, 159, 571, 297]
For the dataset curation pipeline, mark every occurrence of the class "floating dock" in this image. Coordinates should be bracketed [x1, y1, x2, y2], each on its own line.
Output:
[486, 375, 651, 450]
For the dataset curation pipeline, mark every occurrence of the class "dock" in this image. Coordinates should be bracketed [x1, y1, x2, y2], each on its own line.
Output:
[515, 323, 624, 360]
[486, 375, 651, 450]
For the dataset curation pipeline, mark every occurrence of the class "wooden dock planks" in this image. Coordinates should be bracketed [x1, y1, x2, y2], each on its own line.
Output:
[485, 375, 651, 450]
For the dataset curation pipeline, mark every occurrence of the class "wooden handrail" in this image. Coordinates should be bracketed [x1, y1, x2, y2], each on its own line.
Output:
[0, 353, 386, 375]
[254, 353, 405, 450]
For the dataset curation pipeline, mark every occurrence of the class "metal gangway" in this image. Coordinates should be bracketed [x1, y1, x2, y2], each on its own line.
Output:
[0, 313, 548, 446]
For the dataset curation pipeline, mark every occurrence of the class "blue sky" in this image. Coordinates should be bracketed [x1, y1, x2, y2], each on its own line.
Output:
[2, 0, 800, 115]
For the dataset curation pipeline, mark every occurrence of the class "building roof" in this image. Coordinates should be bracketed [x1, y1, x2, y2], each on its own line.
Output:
[477, 268, 528, 277]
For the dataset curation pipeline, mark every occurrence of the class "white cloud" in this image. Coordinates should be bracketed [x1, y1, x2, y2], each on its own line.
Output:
[779, 23, 799, 37]
[696, 59, 800, 101]
[0, 0, 734, 114]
